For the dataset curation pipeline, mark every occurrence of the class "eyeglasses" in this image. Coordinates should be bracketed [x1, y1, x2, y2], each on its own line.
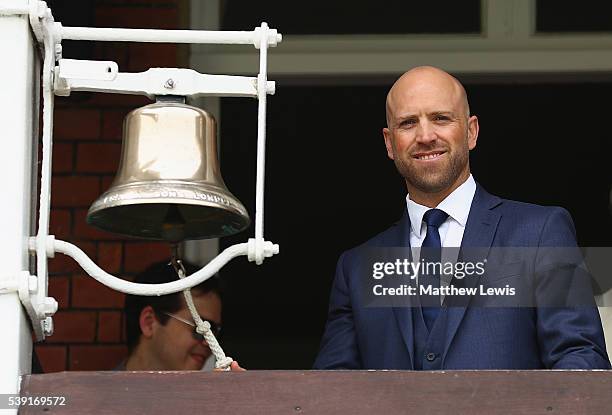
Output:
[162, 312, 222, 340]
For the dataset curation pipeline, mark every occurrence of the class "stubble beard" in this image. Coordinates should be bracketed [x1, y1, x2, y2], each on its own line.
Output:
[394, 142, 470, 194]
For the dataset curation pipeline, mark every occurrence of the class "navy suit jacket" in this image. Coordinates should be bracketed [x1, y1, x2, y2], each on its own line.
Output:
[314, 184, 610, 369]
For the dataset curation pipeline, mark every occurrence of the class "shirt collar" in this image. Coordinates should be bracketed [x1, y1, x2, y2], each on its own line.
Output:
[405, 174, 476, 237]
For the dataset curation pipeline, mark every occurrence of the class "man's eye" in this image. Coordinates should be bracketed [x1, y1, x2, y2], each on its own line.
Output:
[434, 115, 450, 121]
[399, 119, 416, 127]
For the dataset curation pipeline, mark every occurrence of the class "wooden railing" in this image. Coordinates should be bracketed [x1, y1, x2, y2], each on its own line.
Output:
[20, 370, 612, 414]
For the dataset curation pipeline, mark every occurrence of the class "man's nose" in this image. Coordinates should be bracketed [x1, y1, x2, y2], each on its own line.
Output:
[415, 120, 437, 144]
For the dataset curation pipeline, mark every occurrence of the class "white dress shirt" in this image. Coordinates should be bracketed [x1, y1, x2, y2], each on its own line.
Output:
[406, 174, 477, 291]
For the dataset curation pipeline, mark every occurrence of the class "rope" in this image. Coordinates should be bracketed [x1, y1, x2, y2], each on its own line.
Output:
[171, 254, 233, 370]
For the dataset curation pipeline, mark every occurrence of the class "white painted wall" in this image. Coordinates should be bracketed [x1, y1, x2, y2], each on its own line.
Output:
[0, 0, 37, 397]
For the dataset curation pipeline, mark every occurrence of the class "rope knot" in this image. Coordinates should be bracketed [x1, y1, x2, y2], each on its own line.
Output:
[196, 320, 211, 335]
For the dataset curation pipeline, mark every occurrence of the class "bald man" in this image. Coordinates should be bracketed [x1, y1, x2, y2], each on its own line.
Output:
[314, 67, 610, 370]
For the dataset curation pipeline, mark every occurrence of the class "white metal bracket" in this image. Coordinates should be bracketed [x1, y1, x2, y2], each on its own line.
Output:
[54, 59, 276, 98]
[0, 271, 58, 341]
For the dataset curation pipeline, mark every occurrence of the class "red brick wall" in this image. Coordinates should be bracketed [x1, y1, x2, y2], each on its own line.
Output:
[35, 0, 187, 372]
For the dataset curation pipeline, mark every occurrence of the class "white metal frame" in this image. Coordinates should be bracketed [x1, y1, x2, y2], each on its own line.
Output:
[54, 60, 276, 98]
[0, 0, 282, 367]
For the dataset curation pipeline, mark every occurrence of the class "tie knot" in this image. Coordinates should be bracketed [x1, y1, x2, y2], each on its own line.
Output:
[423, 208, 448, 229]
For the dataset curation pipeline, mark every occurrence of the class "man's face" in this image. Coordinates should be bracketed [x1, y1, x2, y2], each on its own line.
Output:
[151, 291, 222, 370]
[383, 73, 478, 196]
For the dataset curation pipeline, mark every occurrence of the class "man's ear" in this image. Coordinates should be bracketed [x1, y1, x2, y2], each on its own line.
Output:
[139, 305, 158, 339]
[467, 115, 479, 150]
[382, 128, 395, 160]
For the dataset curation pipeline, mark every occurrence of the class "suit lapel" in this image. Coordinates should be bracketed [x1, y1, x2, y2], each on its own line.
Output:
[442, 184, 502, 360]
[389, 211, 415, 368]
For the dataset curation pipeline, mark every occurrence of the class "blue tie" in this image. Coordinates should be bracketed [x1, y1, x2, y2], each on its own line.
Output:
[420, 208, 449, 331]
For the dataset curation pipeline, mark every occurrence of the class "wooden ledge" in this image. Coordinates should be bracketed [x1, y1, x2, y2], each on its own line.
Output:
[20, 370, 612, 414]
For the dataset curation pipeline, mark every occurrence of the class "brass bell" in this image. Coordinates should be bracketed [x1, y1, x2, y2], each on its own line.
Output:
[86, 101, 250, 242]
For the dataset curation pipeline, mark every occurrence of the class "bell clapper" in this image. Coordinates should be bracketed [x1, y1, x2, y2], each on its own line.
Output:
[169, 243, 187, 277]
[170, 244, 234, 370]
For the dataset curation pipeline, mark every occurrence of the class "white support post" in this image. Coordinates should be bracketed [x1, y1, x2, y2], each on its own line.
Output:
[0, 0, 37, 397]
[253, 23, 270, 265]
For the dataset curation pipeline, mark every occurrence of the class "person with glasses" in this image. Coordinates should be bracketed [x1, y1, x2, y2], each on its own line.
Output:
[120, 260, 242, 371]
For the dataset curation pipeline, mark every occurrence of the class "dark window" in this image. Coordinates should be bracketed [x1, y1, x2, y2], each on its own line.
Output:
[537, 0, 612, 32]
[222, 0, 481, 35]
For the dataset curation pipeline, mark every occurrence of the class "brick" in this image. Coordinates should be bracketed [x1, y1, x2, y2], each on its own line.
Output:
[98, 242, 123, 273]
[76, 143, 121, 174]
[48, 276, 70, 309]
[121, 314, 126, 342]
[49, 241, 96, 274]
[101, 176, 116, 192]
[72, 274, 125, 309]
[47, 311, 97, 343]
[49, 255, 76, 274]
[98, 311, 122, 342]
[53, 142, 74, 173]
[101, 110, 130, 140]
[50, 209, 72, 239]
[70, 345, 127, 371]
[74, 209, 124, 240]
[48, 255, 73, 274]
[54, 109, 101, 140]
[124, 242, 171, 272]
[51, 176, 101, 208]
[127, 43, 178, 72]
[95, 6, 179, 29]
[35, 345, 67, 373]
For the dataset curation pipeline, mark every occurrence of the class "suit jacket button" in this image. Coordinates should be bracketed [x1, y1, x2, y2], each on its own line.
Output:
[426, 352, 437, 362]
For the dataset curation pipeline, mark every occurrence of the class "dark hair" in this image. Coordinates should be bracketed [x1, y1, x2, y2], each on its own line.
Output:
[124, 260, 221, 354]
